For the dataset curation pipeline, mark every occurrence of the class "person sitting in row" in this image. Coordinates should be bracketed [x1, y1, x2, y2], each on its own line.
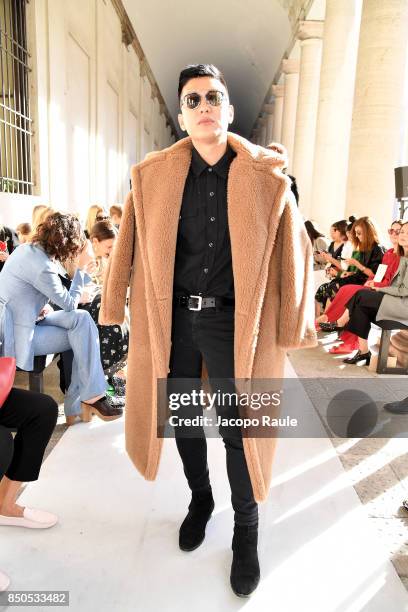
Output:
[84, 204, 109, 239]
[0, 387, 59, 592]
[304, 220, 330, 271]
[0, 219, 19, 273]
[109, 204, 123, 228]
[317, 220, 402, 354]
[15, 222, 31, 244]
[314, 219, 348, 314]
[340, 221, 408, 366]
[0, 212, 122, 423]
[60, 221, 129, 412]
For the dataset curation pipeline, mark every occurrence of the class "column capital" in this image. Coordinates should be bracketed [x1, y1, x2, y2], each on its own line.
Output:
[263, 103, 274, 114]
[272, 84, 284, 98]
[296, 20, 324, 41]
[281, 58, 300, 74]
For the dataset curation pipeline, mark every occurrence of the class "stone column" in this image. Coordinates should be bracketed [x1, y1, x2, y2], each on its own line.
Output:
[253, 126, 261, 145]
[345, 0, 408, 235]
[280, 59, 300, 172]
[264, 103, 274, 146]
[260, 117, 267, 146]
[272, 85, 284, 143]
[292, 21, 324, 219]
[309, 0, 363, 234]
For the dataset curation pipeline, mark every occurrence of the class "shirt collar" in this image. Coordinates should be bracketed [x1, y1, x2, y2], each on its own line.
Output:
[191, 145, 236, 179]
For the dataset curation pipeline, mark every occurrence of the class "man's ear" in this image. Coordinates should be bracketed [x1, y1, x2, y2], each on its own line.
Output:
[178, 113, 186, 131]
[228, 104, 234, 125]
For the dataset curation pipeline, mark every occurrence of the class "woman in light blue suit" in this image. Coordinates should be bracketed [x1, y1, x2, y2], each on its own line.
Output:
[0, 212, 122, 424]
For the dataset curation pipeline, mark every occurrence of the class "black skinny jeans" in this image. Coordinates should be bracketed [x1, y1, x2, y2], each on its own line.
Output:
[345, 290, 385, 340]
[167, 304, 258, 527]
[0, 388, 58, 482]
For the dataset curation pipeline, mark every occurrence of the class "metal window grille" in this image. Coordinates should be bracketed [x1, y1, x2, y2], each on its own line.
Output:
[0, 0, 32, 195]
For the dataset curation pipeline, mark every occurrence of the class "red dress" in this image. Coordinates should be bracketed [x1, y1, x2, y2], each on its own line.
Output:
[325, 250, 400, 349]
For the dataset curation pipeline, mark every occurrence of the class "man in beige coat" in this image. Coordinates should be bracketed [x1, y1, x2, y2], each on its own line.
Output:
[100, 64, 316, 597]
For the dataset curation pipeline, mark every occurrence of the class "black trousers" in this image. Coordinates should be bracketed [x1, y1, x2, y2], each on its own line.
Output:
[0, 388, 58, 482]
[167, 304, 258, 526]
[345, 290, 385, 340]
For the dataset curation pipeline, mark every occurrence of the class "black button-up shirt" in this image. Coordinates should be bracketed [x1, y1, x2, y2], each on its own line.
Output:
[173, 145, 236, 299]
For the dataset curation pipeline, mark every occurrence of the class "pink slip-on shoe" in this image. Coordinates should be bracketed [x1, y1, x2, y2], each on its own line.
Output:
[0, 507, 58, 529]
[0, 569, 10, 591]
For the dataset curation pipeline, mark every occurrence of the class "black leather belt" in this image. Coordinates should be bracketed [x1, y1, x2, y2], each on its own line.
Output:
[174, 295, 235, 311]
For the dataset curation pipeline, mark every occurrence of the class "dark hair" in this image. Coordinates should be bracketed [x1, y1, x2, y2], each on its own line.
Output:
[32, 212, 85, 261]
[90, 220, 118, 242]
[346, 215, 356, 232]
[178, 64, 228, 100]
[304, 220, 325, 242]
[397, 221, 408, 256]
[331, 219, 348, 240]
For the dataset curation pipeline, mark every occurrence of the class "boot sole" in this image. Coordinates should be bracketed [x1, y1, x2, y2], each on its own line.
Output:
[230, 575, 260, 598]
[179, 534, 206, 552]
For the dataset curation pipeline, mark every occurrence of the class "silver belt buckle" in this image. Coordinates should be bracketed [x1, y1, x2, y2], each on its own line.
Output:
[188, 295, 202, 311]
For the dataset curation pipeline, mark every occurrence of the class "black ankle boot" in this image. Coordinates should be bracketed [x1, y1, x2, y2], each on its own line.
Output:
[179, 488, 214, 552]
[230, 523, 260, 597]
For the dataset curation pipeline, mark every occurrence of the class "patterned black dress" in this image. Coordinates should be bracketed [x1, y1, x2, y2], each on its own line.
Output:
[82, 292, 129, 377]
[314, 242, 344, 307]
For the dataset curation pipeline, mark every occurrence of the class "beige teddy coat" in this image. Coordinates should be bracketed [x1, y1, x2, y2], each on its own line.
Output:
[99, 132, 317, 502]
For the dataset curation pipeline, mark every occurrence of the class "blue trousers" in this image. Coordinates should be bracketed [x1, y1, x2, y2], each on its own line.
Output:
[32, 310, 107, 416]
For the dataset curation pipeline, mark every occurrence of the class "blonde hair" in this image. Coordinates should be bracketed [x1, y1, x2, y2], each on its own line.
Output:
[32, 205, 48, 228]
[29, 206, 56, 241]
[85, 205, 104, 236]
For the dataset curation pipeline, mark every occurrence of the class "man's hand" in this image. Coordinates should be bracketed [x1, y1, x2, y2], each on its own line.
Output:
[0, 251, 9, 262]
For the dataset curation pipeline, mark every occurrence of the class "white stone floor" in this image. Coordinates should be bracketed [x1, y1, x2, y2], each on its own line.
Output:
[2, 362, 408, 611]
[0, 366, 408, 612]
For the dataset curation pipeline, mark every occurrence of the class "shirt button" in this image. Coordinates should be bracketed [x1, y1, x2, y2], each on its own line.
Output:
[208, 168, 212, 172]
[208, 242, 214, 248]
[203, 268, 209, 274]
[209, 191, 215, 197]
[210, 216, 215, 222]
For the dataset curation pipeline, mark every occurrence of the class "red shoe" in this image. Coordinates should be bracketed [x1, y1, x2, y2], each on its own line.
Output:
[329, 344, 357, 355]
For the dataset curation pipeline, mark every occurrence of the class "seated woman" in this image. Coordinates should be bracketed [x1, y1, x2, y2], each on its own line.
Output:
[61, 221, 129, 392]
[84, 204, 108, 239]
[0, 387, 59, 591]
[0, 212, 122, 424]
[341, 221, 408, 365]
[317, 221, 402, 352]
[314, 219, 348, 315]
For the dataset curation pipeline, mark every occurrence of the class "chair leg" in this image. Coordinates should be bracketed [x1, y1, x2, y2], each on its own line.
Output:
[29, 372, 44, 393]
[376, 330, 391, 374]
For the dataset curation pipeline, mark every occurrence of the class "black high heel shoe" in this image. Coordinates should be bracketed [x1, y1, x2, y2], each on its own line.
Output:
[343, 350, 371, 365]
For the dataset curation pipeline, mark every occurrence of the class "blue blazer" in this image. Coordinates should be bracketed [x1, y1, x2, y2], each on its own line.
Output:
[0, 243, 90, 370]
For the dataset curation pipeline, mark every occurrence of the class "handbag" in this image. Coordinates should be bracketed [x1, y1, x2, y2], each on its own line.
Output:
[0, 357, 16, 409]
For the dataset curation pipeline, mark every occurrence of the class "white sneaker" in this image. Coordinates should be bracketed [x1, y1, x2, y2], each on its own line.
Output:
[0, 569, 10, 591]
[0, 507, 58, 529]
